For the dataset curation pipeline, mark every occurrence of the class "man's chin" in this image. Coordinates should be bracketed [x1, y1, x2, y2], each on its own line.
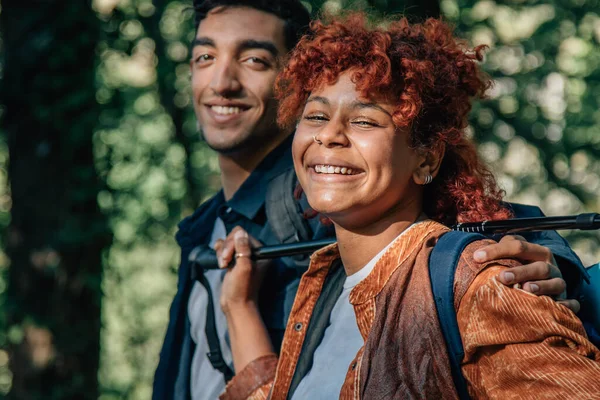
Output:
[203, 134, 257, 155]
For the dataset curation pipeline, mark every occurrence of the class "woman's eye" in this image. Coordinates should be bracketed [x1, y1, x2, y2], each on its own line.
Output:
[353, 120, 379, 127]
[304, 115, 328, 122]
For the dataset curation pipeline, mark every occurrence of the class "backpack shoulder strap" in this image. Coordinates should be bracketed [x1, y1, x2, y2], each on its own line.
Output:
[265, 168, 314, 274]
[429, 231, 486, 400]
[193, 269, 234, 382]
[266, 167, 313, 244]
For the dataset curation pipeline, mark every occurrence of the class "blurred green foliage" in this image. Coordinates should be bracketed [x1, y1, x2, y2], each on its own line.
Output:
[444, 0, 600, 263]
[0, 0, 599, 398]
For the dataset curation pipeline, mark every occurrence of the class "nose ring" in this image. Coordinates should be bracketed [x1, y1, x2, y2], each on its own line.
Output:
[313, 135, 323, 145]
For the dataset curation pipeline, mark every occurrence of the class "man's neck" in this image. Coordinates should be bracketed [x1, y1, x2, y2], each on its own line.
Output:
[219, 132, 289, 201]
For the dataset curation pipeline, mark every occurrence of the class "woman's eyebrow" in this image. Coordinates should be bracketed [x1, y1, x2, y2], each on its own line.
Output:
[306, 96, 329, 105]
[352, 101, 392, 117]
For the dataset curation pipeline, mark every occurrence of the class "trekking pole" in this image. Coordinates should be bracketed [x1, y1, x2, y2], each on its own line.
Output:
[189, 213, 599, 282]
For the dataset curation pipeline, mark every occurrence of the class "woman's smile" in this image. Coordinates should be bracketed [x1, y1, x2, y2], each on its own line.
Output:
[292, 72, 423, 228]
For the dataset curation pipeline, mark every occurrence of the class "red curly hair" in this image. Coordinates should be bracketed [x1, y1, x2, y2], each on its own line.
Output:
[276, 13, 512, 225]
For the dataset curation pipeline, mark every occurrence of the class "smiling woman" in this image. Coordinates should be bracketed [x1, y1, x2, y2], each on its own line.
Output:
[217, 12, 600, 400]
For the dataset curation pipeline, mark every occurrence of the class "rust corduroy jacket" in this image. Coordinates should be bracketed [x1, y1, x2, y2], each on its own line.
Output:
[221, 220, 600, 399]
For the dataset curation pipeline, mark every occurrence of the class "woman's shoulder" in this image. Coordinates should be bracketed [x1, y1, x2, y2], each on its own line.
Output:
[452, 239, 521, 310]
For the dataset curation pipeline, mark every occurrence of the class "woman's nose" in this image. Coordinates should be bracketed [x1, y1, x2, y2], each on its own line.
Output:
[316, 119, 349, 148]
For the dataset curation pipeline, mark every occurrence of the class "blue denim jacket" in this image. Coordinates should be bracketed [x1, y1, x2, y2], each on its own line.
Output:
[152, 136, 584, 399]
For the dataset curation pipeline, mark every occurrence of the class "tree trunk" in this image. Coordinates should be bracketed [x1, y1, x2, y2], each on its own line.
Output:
[0, 1, 110, 399]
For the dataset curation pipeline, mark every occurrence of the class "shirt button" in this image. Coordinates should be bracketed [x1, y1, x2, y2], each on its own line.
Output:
[294, 322, 303, 331]
[225, 207, 232, 214]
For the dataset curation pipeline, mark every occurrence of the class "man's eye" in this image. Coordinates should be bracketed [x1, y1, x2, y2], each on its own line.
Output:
[243, 57, 270, 68]
[194, 54, 213, 63]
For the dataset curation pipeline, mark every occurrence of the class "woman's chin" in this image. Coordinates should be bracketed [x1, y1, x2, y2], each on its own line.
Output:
[307, 197, 350, 216]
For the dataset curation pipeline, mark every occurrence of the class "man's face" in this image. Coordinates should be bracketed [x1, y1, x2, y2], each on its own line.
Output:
[190, 7, 287, 154]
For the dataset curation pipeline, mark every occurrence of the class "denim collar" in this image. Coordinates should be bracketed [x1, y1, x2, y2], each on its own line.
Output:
[176, 134, 293, 246]
[226, 134, 293, 220]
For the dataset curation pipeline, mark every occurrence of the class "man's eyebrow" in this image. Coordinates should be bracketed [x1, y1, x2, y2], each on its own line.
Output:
[352, 101, 393, 117]
[306, 96, 329, 105]
[191, 37, 215, 48]
[190, 38, 279, 58]
[239, 39, 279, 57]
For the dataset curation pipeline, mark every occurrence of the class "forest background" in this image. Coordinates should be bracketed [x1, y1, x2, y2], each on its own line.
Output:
[0, 0, 599, 398]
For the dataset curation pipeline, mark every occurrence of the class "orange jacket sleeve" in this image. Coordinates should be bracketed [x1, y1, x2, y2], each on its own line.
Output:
[218, 354, 277, 400]
[458, 266, 600, 399]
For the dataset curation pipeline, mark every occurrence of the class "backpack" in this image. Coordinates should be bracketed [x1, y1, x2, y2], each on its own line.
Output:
[428, 231, 486, 400]
[429, 231, 600, 400]
[582, 262, 600, 345]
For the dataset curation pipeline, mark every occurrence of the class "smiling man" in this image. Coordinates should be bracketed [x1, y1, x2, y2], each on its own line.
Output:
[153, 2, 586, 399]
[152, 2, 314, 400]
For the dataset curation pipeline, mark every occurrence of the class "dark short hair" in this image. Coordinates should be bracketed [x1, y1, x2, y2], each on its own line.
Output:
[193, 0, 311, 51]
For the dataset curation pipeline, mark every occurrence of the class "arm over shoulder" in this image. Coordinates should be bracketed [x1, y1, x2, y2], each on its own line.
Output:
[457, 265, 600, 399]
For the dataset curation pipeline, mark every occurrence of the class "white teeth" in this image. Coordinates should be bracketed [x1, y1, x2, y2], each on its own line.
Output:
[313, 165, 355, 175]
[211, 105, 243, 115]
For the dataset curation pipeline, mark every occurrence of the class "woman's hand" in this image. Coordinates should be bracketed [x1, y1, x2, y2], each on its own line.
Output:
[215, 226, 268, 314]
[474, 235, 580, 313]
[215, 226, 274, 373]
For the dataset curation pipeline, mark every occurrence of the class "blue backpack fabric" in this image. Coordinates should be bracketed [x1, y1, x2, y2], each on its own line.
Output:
[429, 231, 600, 400]
[428, 231, 487, 400]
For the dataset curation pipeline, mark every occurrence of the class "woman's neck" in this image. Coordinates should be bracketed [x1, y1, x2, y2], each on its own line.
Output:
[333, 203, 423, 276]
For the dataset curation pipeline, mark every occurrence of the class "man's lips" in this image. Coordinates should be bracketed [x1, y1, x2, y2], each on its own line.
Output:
[203, 104, 251, 123]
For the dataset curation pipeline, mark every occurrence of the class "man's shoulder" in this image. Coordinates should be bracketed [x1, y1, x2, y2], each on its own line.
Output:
[176, 192, 223, 248]
[504, 202, 545, 218]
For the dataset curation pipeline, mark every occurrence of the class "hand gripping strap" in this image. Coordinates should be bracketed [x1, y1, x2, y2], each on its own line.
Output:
[428, 231, 486, 400]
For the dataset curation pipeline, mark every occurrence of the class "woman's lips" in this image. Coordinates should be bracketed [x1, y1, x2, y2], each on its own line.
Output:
[313, 164, 358, 175]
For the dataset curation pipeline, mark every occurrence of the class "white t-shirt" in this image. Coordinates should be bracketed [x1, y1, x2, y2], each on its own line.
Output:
[188, 217, 231, 400]
[291, 223, 423, 399]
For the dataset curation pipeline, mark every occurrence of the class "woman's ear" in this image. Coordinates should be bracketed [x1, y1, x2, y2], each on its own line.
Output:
[412, 143, 445, 185]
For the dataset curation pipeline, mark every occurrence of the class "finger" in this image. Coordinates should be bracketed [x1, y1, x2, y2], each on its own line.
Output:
[497, 261, 560, 285]
[233, 229, 252, 257]
[219, 233, 237, 269]
[231, 229, 254, 272]
[474, 236, 554, 263]
[558, 299, 581, 314]
[214, 239, 224, 258]
[522, 278, 567, 297]
[501, 235, 527, 243]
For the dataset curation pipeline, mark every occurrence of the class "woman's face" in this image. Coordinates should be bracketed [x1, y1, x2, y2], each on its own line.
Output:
[293, 72, 424, 229]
